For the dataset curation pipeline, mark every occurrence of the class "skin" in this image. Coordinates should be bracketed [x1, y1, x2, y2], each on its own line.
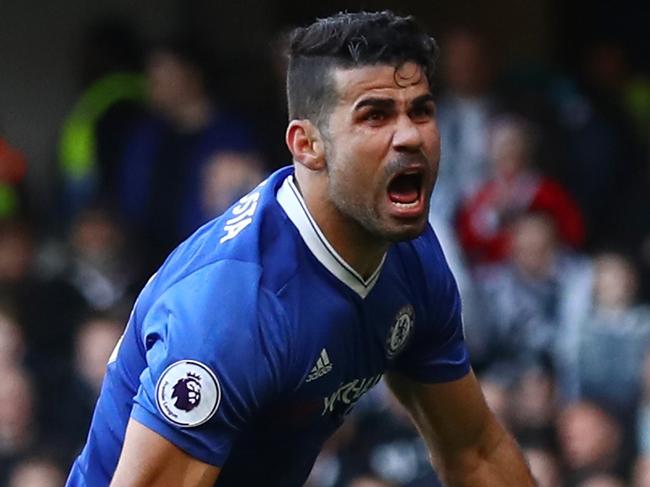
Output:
[147, 51, 213, 131]
[287, 62, 438, 278]
[110, 61, 534, 486]
[111, 420, 220, 486]
[386, 371, 536, 486]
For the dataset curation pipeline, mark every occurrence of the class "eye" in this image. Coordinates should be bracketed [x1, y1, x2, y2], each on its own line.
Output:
[410, 103, 435, 122]
[365, 110, 387, 123]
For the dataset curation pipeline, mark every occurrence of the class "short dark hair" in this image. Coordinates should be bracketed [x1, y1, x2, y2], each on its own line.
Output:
[286, 11, 439, 127]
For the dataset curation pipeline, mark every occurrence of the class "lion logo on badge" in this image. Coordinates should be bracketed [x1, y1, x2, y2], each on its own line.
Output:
[172, 373, 202, 412]
[386, 305, 414, 358]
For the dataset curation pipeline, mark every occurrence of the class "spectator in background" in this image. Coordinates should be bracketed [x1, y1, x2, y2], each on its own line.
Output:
[41, 313, 123, 461]
[557, 401, 627, 485]
[0, 136, 28, 221]
[306, 382, 444, 487]
[0, 220, 33, 284]
[329, 384, 443, 487]
[477, 372, 511, 425]
[577, 473, 626, 487]
[638, 352, 650, 457]
[73, 315, 123, 394]
[0, 220, 88, 373]
[523, 447, 563, 487]
[7, 456, 66, 487]
[428, 213, 488, 366]
[429, 26, 500, 222]
[306, 417, 360, 487]
[557, 252, 650, 418]
[475, 212, 592, 373]
[581, 42, 649, 145]
[0, 307, 25, 370]
[57, 17, 145, 225]
[0, 367, 37, 484]
[118, 37, 263, 270]
[348, 476, 396, 487]
[201, 151, 264, 218]
[634, 456, 650, 487]
[64, 207, 139, 311]
[560, 42, 645, 248]
[510, 366, 558, 448]
[350, 393, 443, 487]
[456, 114, 585, 264]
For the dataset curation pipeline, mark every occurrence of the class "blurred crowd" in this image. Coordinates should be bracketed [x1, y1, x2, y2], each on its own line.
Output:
[0, 16, 648, 487]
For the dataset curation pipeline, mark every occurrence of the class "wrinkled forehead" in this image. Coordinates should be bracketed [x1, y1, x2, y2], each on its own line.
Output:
[332, 62, 430, 103]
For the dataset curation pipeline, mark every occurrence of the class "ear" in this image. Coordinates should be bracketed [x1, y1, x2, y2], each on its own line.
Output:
[285, 120, 326, 171]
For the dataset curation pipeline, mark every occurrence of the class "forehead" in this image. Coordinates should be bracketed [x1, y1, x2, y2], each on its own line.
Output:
[332, 62, 430, 104]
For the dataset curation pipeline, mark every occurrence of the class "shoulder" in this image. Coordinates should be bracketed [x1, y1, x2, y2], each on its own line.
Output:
[394, 224, 454, 284]
[135, 257, 295, 390]
[395, 225, 461, 313]
[138, 168, 299, 323]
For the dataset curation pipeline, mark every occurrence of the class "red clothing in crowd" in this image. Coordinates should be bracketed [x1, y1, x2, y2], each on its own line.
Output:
[0, 138, 27, 183]
[456, 173, 585, 263]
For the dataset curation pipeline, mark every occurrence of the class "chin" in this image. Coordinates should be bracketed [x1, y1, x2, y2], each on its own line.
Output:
[381, 218, 429, 242]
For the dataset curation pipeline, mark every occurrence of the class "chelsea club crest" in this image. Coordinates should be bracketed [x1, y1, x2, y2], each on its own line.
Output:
[386, 305, 414, 358]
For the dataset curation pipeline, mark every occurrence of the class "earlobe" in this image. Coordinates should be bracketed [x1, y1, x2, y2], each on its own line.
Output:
[286, 120, 325, 171]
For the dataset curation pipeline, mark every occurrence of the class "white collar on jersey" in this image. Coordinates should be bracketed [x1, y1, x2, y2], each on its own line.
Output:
[277, 174, 386, 299]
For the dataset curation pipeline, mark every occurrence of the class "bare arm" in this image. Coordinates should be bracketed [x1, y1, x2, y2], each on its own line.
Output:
[385, 370, 535, 487]
[110, 418, 221, 487]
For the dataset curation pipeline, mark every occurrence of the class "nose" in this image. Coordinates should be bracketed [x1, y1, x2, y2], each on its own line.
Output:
[392, 114, 424, 152]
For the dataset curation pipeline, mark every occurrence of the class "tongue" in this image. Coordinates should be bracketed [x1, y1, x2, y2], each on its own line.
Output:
[388, 175, 420, 204]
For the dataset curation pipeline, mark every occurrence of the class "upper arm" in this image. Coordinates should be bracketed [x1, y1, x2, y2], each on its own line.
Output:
[129, 261, 291, 469]
[111, 418, 220, 487]
[385, 370, 504, 467]
[385, 232, 533, 484]
[390, 229, 487, 454]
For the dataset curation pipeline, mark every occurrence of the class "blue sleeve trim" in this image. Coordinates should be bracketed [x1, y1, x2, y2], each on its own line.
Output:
[399, 360, 471, 384]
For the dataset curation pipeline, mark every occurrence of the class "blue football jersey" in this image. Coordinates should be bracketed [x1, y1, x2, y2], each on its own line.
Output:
[66, 166, 470, 486]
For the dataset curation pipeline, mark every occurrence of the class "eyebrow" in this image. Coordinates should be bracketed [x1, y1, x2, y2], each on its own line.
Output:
[353, 93, 435, 111]
[411, 93, 435, 107]
[353, 97, 395, 111]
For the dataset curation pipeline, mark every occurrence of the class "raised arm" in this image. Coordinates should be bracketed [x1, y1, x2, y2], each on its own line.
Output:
[385, 370, 536, 487]
[110, 418, 220, 487]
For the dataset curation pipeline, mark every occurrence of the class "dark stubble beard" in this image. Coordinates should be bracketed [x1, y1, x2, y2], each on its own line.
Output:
[325, 146, 432, 243]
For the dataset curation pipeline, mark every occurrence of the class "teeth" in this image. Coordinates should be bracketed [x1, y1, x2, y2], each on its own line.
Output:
[392, 201, 419, 208]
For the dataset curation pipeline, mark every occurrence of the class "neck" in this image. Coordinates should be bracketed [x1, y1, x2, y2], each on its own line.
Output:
[294, 169, 388, 280]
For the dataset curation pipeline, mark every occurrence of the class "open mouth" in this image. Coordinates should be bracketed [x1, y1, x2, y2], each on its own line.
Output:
[387, 170, 424, 208]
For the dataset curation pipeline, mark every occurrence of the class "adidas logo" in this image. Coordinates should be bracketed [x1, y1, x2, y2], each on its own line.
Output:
[306, 349, 333, 382]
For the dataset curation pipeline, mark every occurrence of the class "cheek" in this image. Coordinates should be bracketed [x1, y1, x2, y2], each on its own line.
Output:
[326, 125, 395, 200]
[332, 131, 383, 171]
[426, 124, 441, 154]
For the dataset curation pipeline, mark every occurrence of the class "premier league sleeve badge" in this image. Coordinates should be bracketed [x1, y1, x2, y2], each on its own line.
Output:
[155, 360, 221, 428]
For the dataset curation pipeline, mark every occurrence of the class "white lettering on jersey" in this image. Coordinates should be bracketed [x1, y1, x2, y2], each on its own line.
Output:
[322, 373, 382, 416]
[220, 179, 267, 243]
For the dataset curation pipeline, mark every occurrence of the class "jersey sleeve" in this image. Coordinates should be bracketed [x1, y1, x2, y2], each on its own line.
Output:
[392, 228, 471, 383]
[130, 260, 291, 467]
